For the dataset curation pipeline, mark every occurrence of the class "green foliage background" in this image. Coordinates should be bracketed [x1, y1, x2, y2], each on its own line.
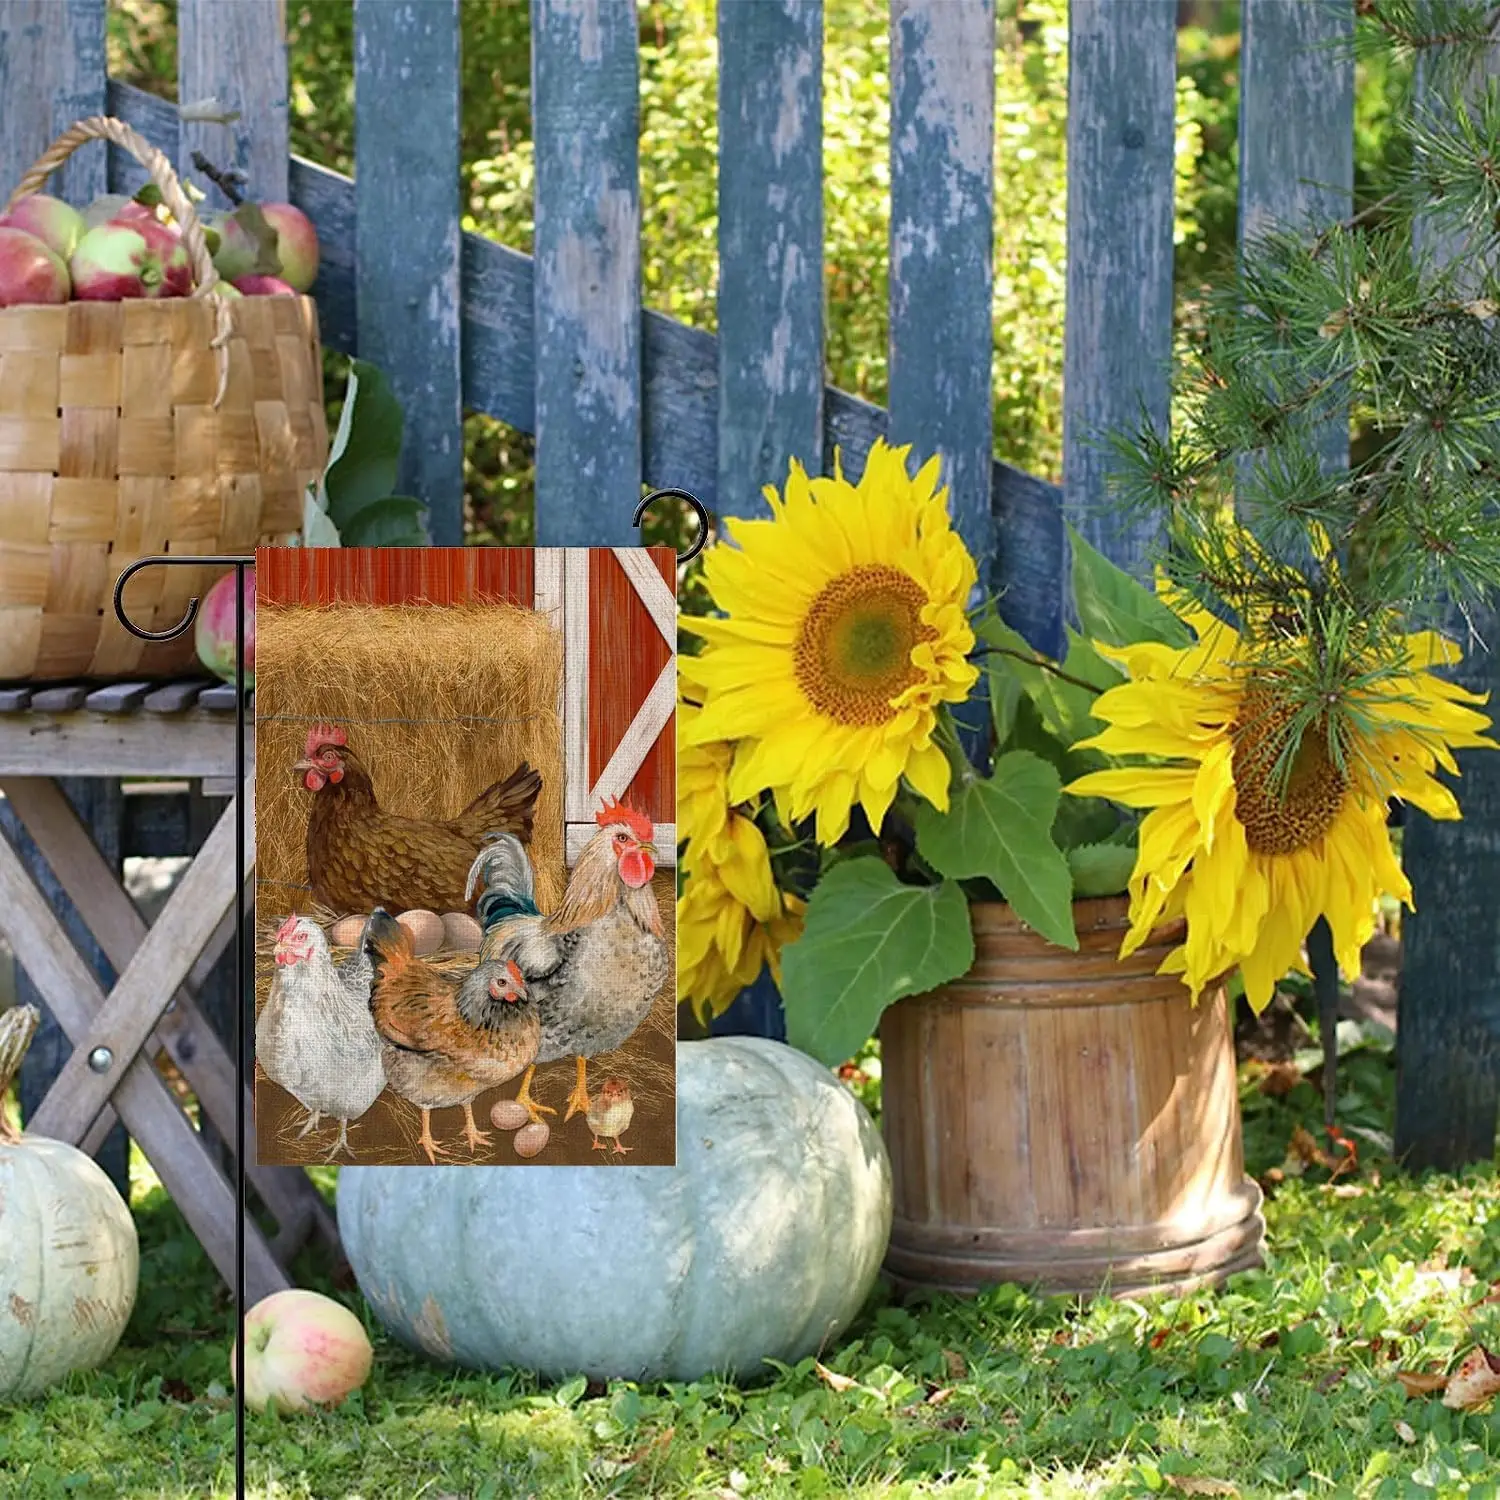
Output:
[106, 0, 1405, 546]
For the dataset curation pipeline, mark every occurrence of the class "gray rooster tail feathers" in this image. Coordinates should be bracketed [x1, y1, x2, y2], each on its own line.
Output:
[465, 832, 541, 930]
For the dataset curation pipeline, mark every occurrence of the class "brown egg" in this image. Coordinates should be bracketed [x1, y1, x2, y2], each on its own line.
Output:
[395, 909, 444, 956]
[325, 915, 367, 949]
[513, 1121, 550, 1158]
[489, 1099, 531, 1132]
[441, 911, 482, 953]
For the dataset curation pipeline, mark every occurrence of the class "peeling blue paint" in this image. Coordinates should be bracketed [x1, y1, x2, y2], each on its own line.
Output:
[889, 0, 996, 588]
[717, 0, 823, 519]
[533, 0, 640, 545]
[354, 0, 462, 542]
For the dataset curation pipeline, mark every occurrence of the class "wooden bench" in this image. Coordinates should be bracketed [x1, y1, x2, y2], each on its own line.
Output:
[0, 679, 335, 1302]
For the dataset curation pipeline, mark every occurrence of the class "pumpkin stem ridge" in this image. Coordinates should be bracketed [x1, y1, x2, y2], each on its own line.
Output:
[0, 1004, 40, 1142]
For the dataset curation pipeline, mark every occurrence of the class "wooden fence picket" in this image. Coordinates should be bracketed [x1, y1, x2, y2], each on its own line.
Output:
[1060, 0, 1177, 582]
[888, 0, 997, 576]
[178, 0, 289, 209]
[354, 0, 464, 543]
[717, 0, 825, 518]
[532, 0, 642, 547]
[1396, 41, 1500, 1171]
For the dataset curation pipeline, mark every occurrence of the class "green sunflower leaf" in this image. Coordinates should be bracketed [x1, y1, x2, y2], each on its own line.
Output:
[1067, 523, 1194, 649]
[913, 751, 1079, 950]
[1051, 792, 1121, 851]
[1066, 841, 1138, 899]
[977, 613, 1120, 753]
[780, 858, 974, 1068]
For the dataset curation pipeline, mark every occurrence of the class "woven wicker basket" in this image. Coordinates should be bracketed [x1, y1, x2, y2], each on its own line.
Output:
[0, 117, 328, 681]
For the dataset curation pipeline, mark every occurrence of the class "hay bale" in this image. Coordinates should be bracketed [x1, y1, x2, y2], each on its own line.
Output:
[255, 599, 565, 917]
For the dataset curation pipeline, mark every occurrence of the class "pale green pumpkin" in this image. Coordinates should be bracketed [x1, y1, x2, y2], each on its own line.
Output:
[336, 1036, 893, 1382]
[0, 1006, 139, 1400]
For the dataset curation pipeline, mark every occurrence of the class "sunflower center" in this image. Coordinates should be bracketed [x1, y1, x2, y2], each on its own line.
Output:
[794, 564, 935, 725]
[1231, 690, 1348, 856]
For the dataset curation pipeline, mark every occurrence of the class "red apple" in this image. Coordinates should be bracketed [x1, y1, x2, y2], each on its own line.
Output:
[258, 202, 319, 292]
[0, 228, 70, 307]
[233, 274, 297, 297]
[231, 1289, 372, 1414]
[195, 567, 254, 688]
[0, 194, 84, 260]
[206, 209, 258, 282]
[70, 220, 191, 300]
[82, 193, 159, 232]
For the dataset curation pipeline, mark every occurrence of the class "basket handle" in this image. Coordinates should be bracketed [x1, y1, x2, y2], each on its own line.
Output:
[7, 116, 237, 404]
[7, 115, 224, 297]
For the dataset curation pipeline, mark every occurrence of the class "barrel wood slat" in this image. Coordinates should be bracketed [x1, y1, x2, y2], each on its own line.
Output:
[1, 776, 335, 1261]
[880, 898, 1265, 1298]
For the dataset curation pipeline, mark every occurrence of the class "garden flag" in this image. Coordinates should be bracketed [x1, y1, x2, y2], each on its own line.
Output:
[252, 547, 677, 1166]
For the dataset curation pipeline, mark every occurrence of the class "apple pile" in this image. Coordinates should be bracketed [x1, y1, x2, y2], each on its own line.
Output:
[0, 188, 318, 308]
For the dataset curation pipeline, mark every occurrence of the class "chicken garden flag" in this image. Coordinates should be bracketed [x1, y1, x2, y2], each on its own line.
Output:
[253, 547, 677, 1166]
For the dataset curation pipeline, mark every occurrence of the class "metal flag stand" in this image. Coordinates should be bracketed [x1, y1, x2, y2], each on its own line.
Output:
[112, 549, 253, 1498]
[108, 489, 709, 1498]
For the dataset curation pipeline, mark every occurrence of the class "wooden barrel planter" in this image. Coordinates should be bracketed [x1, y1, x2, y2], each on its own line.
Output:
[880, 896, 1265, 1298]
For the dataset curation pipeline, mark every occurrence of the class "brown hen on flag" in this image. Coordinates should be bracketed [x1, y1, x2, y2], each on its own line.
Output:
[293, 724, 542, 915]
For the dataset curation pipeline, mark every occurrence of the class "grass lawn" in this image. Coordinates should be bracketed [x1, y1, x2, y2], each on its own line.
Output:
[6, 1035, 1500, 1498]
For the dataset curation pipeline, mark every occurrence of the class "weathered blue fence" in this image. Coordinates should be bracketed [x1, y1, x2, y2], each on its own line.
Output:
[0, 0, 1488, 1167]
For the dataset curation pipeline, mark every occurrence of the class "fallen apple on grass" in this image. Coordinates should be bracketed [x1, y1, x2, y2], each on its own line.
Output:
[0, 227, 70, 307]
[0, 193, 84, 260]
[231, 1288, 373, 1414]
[70, 219, 190, 300]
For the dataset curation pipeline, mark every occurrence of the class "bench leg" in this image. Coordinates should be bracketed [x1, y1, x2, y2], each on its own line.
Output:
[0, 792, 289, 1303]
[1, 775, 336, 1270]
[0, 778, 131, 1198]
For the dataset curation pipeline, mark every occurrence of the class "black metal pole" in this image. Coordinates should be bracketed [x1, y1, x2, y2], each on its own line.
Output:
[233, 558, 247, 1500]
[1308, 915, 1339, 1130]
[114, 553, 253, 1500]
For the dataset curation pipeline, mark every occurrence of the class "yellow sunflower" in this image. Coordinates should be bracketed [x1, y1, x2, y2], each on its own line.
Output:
[677, 698, 733, 862]
[680, 439, 979, 845]
[1067, 602, 1496, 1012]
[678, 858, 806, 1023]
[676, 698, 807, 1021]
